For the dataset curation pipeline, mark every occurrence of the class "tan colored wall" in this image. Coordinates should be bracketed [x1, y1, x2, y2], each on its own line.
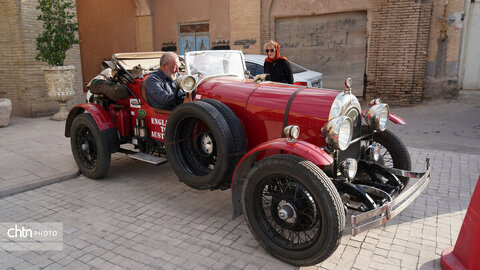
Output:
[76, 0, 137, 89]
[261, 0, 374, 93]
[424, 0, 464, 98]
[230, 0, 261, 54]
[263, 0, 375, 52]
[0, 0, 83, 117]
[152, 0, 230, 52]
[134, 0, 154, 52]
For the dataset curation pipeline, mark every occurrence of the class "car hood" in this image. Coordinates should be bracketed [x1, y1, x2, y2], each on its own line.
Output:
[196, 76, 339, 148]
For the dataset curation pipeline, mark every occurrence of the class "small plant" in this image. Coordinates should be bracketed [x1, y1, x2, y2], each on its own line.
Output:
[35, 0, 79, 66]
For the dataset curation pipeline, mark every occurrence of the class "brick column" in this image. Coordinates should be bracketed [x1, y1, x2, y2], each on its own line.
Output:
[260, 0, 273, 53]
[134, 0, 154, 52]
[230, 0, 261, 54]
[366, 0, 433, 105]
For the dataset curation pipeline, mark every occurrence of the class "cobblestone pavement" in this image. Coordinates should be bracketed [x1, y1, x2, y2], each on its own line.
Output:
[0, 146, 479, 270]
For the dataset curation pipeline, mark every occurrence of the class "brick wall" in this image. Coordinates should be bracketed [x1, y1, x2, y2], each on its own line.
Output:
[230, 0, 261, 54]
[260, 0, 274, 53]
[0, 0, 83, 117]
[0, 1, 24, 116]
[366, 0, 433, 104]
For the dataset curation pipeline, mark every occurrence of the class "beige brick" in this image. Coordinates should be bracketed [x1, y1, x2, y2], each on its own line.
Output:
[0, 0, 83, 117]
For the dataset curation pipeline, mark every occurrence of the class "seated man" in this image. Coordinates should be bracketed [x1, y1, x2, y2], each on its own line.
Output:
[145, 52, 185, 110]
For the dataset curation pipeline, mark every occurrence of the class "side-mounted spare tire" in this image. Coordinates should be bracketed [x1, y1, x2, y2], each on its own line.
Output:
[165, 101, 236, 190]
[197, 99, 246, 184]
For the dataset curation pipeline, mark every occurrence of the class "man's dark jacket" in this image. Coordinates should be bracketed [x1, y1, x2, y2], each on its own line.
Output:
[145, 69, 184, 110]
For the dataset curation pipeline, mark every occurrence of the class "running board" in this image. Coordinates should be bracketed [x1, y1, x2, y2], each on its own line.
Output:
[129, 153, 168, 165]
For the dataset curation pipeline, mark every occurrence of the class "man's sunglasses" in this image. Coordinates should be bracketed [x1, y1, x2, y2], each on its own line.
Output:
[265, 49, 275, 53]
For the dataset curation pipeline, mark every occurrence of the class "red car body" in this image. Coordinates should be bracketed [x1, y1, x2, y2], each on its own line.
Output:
[65, 51, 431, 266]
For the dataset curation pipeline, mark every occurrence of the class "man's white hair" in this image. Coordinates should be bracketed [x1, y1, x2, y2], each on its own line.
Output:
[160, 52, 178, 67]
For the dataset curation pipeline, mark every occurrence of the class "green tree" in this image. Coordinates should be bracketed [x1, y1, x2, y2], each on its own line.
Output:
[35, 0, 79, 66]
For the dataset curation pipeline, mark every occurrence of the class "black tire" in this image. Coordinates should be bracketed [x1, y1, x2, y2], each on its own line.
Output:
[70, 114, 111, 179]
[197, 99, 246, 168]
[242, 154, 345, 266]
[165, 101, 235, 190]
[364, 128, 412, 188]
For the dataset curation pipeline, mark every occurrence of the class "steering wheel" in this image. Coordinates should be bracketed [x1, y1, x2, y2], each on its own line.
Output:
[193, 71, 206, 78]
[116, 61, 136, 84]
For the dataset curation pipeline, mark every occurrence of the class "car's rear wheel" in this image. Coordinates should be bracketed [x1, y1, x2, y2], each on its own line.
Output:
[71, 114, 111, 179]
[165, 101, 235, 190]
[242, 155, 345, 266]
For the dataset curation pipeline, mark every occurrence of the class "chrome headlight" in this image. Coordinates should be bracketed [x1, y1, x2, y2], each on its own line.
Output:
[177, 75, 196, 93]
[340, 158, 358, 180]
[322, 116, 353, 151]
[329, 91, 361, 120]
[283, 125, 300, 141]
[364, 104, 389, 131]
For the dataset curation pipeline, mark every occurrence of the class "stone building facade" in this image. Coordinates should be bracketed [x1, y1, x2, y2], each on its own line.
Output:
[74, 0, 474, 105]
[0, 0, 474, 117]
[0, 0, 84, 117]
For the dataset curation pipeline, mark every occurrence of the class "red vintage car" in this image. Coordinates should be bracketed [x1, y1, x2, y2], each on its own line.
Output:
[65, 50, 431, 266]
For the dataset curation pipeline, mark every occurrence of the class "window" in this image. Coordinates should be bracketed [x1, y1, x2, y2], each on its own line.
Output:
[245, 62, 264, 76]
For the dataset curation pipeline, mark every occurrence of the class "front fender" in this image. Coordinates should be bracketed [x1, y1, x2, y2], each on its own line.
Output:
[361, 110, 406, 125]
[388, 112, 406, 125]
[65, 104, 119, 153]
[230, 138, 333, 219]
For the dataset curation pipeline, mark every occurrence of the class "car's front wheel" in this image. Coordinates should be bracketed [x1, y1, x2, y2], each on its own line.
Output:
[362, 128, 412, 189]
[70, 114, 111, 179]
[242, 155, 345, 266]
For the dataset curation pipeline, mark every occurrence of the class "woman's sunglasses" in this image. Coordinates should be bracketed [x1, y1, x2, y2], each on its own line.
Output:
[265, 49, 275, 53]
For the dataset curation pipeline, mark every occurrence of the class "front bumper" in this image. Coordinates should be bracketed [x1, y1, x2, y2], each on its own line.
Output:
[351, 158, 431, 235]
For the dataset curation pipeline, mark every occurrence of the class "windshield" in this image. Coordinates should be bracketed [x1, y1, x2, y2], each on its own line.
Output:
[185, 51, 246, 78]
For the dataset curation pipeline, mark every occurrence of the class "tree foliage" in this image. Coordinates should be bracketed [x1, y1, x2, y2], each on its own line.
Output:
[35, 0, 79, 66]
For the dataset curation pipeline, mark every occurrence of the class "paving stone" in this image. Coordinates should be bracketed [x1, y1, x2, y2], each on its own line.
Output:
[77, 253, 95, 263]
[0, 146, 477, 270]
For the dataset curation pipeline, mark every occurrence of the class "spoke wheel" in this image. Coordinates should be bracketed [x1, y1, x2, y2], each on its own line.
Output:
[76, 126, 97, 169]
[362, 128, 411, 189]
[70, 114, 111, 179]
[242, 155, 345, 266]
[255, 175, 321, 250]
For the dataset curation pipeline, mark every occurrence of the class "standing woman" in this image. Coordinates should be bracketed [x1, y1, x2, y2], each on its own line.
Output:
[263, 40, 294, 84]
